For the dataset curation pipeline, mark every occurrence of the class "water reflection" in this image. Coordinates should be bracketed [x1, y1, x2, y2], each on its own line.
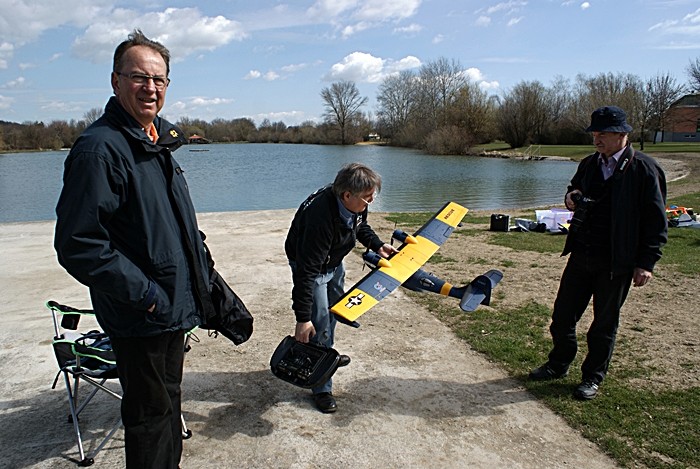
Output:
[0, 144, 576, 223]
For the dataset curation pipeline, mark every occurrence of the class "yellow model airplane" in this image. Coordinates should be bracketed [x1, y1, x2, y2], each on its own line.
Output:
[331, 201, 503, 327]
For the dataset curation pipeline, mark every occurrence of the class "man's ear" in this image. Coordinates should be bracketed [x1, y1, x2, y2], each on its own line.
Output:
[111, 71, 120, 96]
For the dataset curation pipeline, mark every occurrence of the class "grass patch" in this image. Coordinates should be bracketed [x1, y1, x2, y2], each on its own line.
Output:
[509, 142, 700, 161]
[488, 230, 566, 254]
[658, 228, 700, 275]
[433, 298, 700, 468]
[381, 205, 700, 468]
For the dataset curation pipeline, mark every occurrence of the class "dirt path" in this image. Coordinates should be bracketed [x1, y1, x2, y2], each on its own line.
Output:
[0, 210, 619, 469]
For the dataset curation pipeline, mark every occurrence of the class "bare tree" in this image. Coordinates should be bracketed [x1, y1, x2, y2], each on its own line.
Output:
[686, 57, 700, 92]
[320, 80, 368, 145]
[376, 70, 418, 143]
[444, 81, 495, 145]
[644, 72, 687, 145]
[415, 57, 467, 129]
[83, 107, 104, 126]
[570, 72, 644, 137]
[497, 80, 551, 148]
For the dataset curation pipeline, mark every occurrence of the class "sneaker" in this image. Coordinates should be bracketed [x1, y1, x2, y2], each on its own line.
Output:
[313, 392, 337, 413]
[528, 363, 568, 381]
[573, 381, 599, 400]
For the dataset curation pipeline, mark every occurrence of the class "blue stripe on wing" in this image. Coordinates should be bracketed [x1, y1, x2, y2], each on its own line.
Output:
[414, 218, 455, 246]
[355, 270, 402, 301]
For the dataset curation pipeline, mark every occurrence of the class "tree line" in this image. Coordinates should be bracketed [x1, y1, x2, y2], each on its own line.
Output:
[2, 56, 699, 153]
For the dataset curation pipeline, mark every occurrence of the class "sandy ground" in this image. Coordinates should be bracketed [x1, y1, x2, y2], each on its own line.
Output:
[0, 209, 620, 469]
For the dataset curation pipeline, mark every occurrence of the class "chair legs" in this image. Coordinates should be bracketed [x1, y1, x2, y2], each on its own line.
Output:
[62, 372, 121, 466]
[62, 371, 192, 466]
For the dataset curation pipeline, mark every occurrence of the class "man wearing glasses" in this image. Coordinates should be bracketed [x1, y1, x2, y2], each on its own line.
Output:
[285, 163, 398, 413]
[55, 30, 208, 468]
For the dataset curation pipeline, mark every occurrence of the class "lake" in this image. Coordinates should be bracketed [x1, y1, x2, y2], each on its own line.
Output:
[0, 143, 576, 223]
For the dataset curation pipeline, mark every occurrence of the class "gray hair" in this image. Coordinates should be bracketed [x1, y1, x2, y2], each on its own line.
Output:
[332, 163, 382, 197]
[113, 29, 171, 76]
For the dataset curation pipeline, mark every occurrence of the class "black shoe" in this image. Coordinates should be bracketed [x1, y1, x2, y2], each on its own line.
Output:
[528, 363, 568, 381]
[573, 381, 599, 400]
[338, 355, 351, 367]
[313, 392, 337, 413]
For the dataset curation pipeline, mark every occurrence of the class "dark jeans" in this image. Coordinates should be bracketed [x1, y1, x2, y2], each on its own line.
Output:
[547, 251, 633, 384]
[111, 330, 185, 469]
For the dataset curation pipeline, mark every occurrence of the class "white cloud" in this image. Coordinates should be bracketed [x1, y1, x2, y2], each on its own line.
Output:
[580, 2, 591, 10]
[481, 1, 528, 15]
[353, 0, 421, 21]
[245, 70, 262, 80]
[475, 1, 526, 27]
[0, 94, 13, 109]
[476, 16, 492, 27]
[507, 16, 523, 26]
[306, 0, 359, 19]
[165, 96, 235, 121]
[393, 23, 423, 34]
[432, 34, 445, 44]
[308, 0, 422, 38]
[3, 76, 26, 88]
[324, 51, 420, 83]
[0, 42, 14, 69]
[307, 0, 421, 22]
[253, 110, 310, 125]
[190, 97, 234, 106]
[342, 21, 372, 38]
[71, 8, 248, 64]
[0, 0, 113, 44]
[464, 67, 500, 90]
[281, 63, 311, 73]
[40, 100, 84, 113]
[244, 70, 283, 81]
[649, 7, 700, 36]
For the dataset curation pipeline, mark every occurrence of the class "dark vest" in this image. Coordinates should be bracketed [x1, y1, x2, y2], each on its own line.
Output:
[573, 164, 612, 255]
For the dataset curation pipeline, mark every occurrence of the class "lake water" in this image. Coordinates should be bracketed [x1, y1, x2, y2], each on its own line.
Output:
[0, 143, 576, 223]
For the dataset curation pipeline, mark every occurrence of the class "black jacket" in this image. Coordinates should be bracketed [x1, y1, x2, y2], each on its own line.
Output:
[54, 97, 208, 338]
[562, 144, 667, 274]
[285, 186, 384, 322]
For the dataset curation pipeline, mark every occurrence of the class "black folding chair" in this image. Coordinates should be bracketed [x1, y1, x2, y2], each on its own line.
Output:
[48, 300, 192, 467]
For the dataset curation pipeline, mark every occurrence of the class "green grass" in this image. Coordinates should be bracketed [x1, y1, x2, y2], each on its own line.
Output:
[441, 300, 700, 468]
[506, 142, 700, 161]
[382, 193, 700, 468]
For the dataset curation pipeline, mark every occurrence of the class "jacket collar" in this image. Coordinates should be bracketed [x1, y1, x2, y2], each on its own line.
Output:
[104, 96, 187, 151]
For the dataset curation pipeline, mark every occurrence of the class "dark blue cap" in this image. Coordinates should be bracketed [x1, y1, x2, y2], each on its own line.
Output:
[585, 106, 633, 133]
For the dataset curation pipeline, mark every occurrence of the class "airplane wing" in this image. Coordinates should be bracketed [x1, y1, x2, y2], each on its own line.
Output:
[330, 201, 468, 323]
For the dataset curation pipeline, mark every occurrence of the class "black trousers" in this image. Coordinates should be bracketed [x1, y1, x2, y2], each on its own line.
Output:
[547, 251, 633, 384]
[111, 330, 185, 469]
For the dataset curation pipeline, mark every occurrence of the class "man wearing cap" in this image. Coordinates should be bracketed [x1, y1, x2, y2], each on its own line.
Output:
[528, 106, 667, 400]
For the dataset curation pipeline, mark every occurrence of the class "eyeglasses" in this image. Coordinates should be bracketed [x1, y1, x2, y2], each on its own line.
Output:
[116, 72, 170, 90]
[355, 192, 376, 205]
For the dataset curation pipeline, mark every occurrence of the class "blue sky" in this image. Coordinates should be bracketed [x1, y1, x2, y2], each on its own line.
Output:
[1, 0, 699, 127]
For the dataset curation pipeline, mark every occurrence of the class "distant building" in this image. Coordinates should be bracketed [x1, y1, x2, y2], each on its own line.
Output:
[658, 94, 700, 143]
[188, 134, 211, 144]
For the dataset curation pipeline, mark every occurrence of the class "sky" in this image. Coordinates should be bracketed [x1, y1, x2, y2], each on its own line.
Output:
[1, 0, 699, 127]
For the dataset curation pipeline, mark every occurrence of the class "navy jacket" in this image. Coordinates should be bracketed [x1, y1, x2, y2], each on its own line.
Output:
[54, 97, 208, 338]
[285, 186, 384, 322]
[562, 144, 668, 274]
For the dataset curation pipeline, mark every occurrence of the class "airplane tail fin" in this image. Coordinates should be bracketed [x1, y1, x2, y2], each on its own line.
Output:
[459, 269, 504, 312]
